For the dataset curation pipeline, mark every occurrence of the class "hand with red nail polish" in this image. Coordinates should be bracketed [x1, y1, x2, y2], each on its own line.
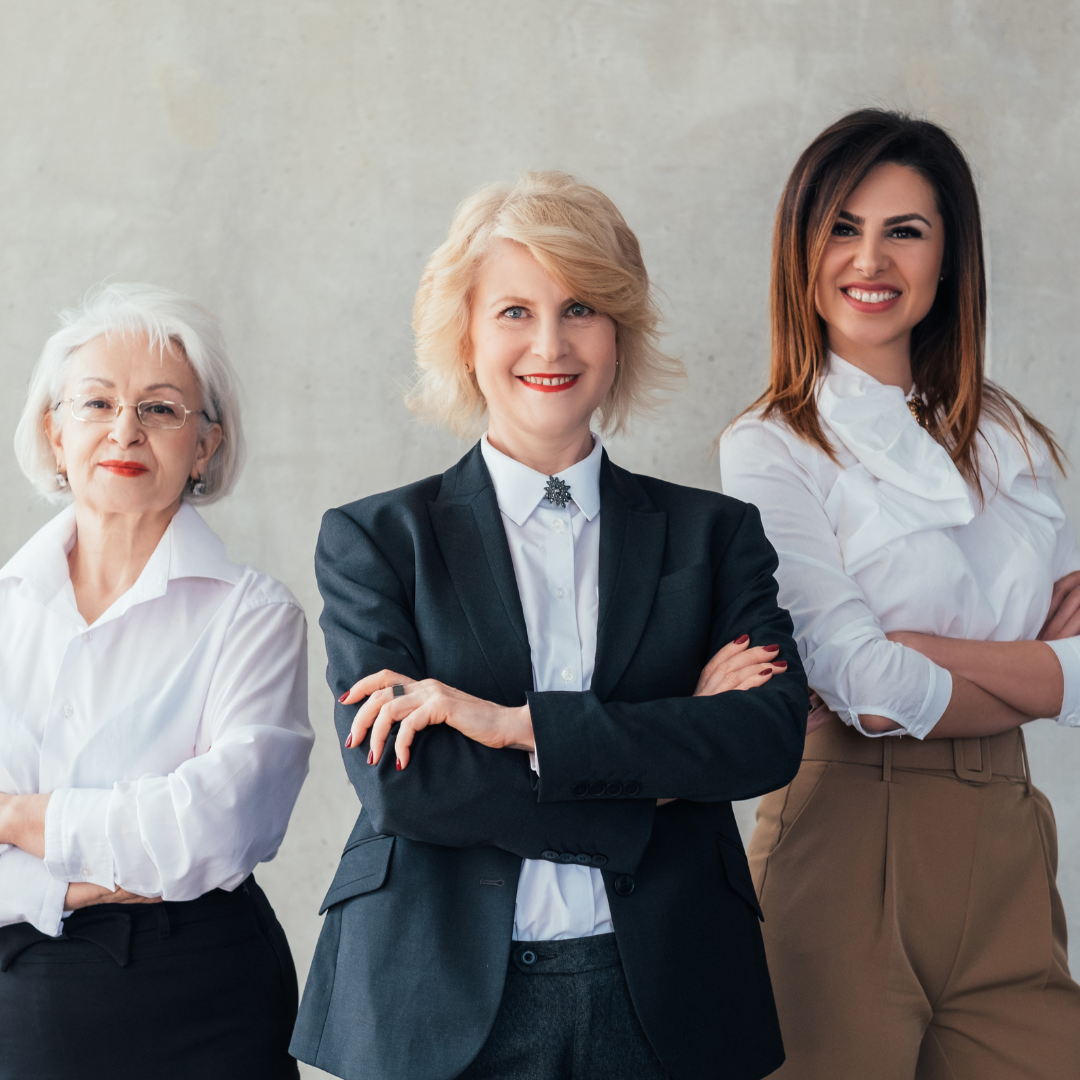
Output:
[344, 733, 353, 749]
[341, 668, 536, 770]
[693, 634, 789, 697]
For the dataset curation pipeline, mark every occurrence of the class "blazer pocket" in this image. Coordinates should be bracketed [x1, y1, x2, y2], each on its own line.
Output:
[319, 835, 395, 914]
[716, 833, 764, 921]
[654, 561, 710, 597]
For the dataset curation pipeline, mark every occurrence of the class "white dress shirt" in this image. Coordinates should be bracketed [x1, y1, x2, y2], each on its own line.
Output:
[480, 433, 612, 941]
[0, 502, 314, 936]
[720, 353, 1080, 738]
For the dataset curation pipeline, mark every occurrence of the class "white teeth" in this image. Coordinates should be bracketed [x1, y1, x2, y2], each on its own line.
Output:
[846, 288, 899, 304]
[522, 375, 576, 386]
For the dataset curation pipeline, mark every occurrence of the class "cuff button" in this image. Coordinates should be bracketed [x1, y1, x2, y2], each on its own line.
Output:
[589, 782, 606, 796]
[572, 782, 589, 797]
[623, 781, 641, 796]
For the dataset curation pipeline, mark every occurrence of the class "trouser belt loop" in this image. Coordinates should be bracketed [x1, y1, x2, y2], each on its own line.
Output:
[156, 904, 172, 939]
[953, 736, 993, 783]
[882, 738, 893, 783]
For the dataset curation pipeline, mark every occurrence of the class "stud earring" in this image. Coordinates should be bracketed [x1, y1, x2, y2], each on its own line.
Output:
[54, 471, 68, 490]
[190, 476, 207, 496]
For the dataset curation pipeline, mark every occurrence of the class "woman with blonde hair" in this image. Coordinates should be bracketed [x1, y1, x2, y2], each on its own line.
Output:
[0, 284, 313, 1079]
[291, 172, 808, 1080]
[721, 110, 1080, 1078]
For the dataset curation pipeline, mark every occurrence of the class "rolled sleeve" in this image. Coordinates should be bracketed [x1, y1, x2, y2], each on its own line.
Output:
[43, 787, 115, 889]
[1045, 637, 1080, 726]
[0, 847, 68, 936]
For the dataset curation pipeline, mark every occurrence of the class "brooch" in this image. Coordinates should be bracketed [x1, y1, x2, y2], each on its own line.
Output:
[544, 475, 572, 509]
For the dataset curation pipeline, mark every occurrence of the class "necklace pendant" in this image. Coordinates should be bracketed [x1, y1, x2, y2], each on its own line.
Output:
[907, 397, 930, 431]
[544, 475, 572, 509]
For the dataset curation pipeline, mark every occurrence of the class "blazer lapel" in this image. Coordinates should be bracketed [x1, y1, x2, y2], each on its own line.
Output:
[428, 448, 533, 705]
[592, 456, 668, 701]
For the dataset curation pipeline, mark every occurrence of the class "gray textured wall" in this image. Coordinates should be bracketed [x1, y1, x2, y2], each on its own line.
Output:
[2, 3, 1078, 1076]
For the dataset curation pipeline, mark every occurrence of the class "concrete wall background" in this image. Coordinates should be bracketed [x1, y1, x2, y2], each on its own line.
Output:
[2, 3, 1078, 1075]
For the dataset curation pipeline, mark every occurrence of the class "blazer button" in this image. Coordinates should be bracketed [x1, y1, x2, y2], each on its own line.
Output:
[589, 782, 606, 796]
[605, 782, 623, 796]
[591, 855, 608, 868]
[572, 782, 589, 797]
[614, 874, 635, 896]
[558, 853, 575, 864]
[541, 850, 558, 861]
[623, 781, 641, 796]
[574, 853, 592, 865]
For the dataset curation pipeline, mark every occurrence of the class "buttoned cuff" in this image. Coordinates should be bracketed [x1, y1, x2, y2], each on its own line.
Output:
[1044, 638, 1080, 726]
[44, 787, 115, 889]
[846, 661, 952, 741]
[0, 847, 69, 937]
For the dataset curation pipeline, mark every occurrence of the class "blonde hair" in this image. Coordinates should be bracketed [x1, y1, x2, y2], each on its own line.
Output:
[14, 283, 245, 504]
[408, 171, 683, 437]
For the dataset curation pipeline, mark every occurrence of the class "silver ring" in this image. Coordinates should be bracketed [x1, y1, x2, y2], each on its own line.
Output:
[392, 683, 406, 698]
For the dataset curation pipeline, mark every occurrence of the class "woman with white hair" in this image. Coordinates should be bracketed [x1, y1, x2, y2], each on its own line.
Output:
[0, 284, 313, 1079]
[291, 173, 808, 1080]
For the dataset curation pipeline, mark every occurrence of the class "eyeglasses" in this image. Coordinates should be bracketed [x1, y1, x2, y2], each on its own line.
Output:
[56, 395, 211, 431]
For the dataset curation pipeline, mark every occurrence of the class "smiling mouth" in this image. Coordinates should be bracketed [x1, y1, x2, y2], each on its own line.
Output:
[843, 287, 901, 305]
[519, 374, 580, 392]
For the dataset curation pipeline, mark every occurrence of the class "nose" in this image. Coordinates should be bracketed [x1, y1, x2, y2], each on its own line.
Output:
[530, 310, 570, 366]
[851, 230, 890, 279]
[108, 404, 146, 448]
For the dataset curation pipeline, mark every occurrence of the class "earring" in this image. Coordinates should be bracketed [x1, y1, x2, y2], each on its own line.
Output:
[54, 471, 68, 490]
[190, 476, 207, 496]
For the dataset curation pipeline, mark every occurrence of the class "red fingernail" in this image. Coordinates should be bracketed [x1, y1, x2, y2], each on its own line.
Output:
[772, 660, 788, 669]
[760, 668, 773, 675]
[367, 751, 374, 765]
[734, 634, 749, 645]
[764, 644, 780, 653]
[344, 733, 353, 748]
[396, 760, 402, 771]
[339, 692, 349, 703]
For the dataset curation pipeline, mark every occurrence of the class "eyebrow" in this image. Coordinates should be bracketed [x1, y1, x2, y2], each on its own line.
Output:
[77, 377, 186, 396]
[838, 210, 933, 228]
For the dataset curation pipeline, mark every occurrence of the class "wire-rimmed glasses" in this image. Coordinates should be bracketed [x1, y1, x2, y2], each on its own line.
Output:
[56, 395, 211, 431]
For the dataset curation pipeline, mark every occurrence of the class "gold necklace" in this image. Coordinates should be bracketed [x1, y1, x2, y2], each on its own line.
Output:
[907, 395, 931, 431]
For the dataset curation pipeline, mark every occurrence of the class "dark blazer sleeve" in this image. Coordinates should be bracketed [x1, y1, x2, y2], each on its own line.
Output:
[529, 502, 807, 802]
[316, 506, 656, 874]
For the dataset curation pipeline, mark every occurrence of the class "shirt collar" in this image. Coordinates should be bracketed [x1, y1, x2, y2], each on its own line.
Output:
[480, 433, 603, 526]
[0, 502, 243, 610]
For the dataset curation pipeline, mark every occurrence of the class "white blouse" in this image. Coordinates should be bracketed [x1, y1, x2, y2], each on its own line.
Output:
[0, 503, 314, 936]
[720, 353, 1080, 739]
[480, 434, 612, 942]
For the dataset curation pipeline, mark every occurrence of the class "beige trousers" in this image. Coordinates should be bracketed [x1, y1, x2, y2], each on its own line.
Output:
[749, 721, 1080, 1080]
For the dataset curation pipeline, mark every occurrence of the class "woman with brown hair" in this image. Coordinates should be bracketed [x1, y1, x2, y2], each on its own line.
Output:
[721, 110, 1080, 1079]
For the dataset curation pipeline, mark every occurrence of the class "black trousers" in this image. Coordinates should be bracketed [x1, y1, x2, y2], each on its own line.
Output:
[0, 876, 298, 1080]
[459, 933, 670, 1080]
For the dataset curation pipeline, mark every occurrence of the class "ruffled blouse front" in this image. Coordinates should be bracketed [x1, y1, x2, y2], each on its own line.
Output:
[720, 354, 1080, 738]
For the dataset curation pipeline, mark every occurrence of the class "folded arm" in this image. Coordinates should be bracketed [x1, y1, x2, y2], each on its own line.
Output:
[317, 508, 656, 873]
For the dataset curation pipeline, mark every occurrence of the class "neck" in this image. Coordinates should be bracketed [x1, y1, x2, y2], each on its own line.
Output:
[827, 329, 914, 391]
[68, 501, 181, 624]
[486, 423, 594, 476]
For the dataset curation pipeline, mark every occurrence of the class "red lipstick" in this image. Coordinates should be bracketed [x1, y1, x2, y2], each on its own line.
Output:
[99, 460, 149, 477]
[517, 373, 581, 393]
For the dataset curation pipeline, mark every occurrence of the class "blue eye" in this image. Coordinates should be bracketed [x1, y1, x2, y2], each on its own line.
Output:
[502, 306, 525, 319]
[567, 302, 592, 317]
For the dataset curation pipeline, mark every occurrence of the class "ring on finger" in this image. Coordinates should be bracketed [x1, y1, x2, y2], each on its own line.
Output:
[392, 683, 406, 698]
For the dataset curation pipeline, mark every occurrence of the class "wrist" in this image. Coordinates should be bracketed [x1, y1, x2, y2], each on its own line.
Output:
[502, 704, 535, 752]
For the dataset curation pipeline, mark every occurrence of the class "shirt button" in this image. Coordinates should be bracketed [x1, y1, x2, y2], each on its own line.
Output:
[62, 705, 74, 717]
[81, 632, 92, 643]
[550, 519, 564, 531]
[561, 668, 574, 683]
[554, 587, 569, 600]
[80, 865, 92, 877]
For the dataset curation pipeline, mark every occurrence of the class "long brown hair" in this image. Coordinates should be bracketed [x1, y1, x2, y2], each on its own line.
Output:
[754, 108, 1061, 486]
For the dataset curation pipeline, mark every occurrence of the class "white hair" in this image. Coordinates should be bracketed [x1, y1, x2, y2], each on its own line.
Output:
[14, 283, 245, 504]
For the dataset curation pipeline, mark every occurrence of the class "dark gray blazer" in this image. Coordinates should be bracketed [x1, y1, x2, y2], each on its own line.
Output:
[291, 445, 808, 1080]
